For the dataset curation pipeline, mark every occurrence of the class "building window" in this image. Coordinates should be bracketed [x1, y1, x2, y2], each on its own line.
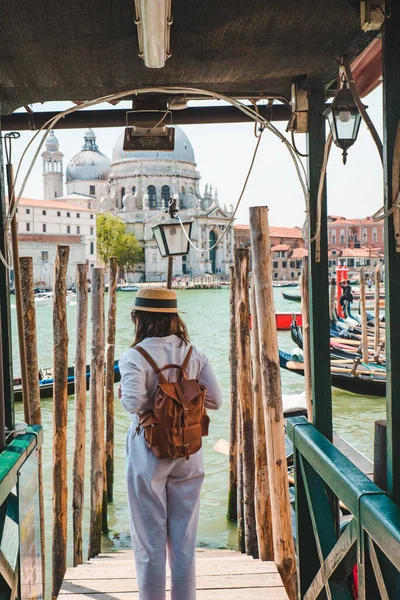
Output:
[67, 225, 70, 234]
[332, 260, 336, 266]
[54, 192, 57, 198]
[291, 272, 294, 278]
[282, 261, 287, 268]
[42, 210, 46, 215]
[57, 211, 61, 217]
[148, 185, 156, 209]
[372, 228, 377, 243]
[274, 273, 278, 279]
[77, 226, 80, 234]
[90, 185, 95, 196]
[26, 208, 30, 214]
[290, 261, 295, 268]
[42, 224, 46, 233]
[332, 249, 337, 255]
[67, 212, 70, 217]
[340, 229, 345, 243]
[347, 259, 354, 267]
[161, 185, 171, 208]
[26, 223, 30, 232]
[41, 251, 48, 262]
[90, 213, 94, 220]
[132, 186, 136, 194]
[362, 228, 367, 243]
[273, 261, 278, 268]
[76, 213, 80, 218]
[332, 234, 336, 244]
[119, 187, 126, 209]
[90, 242, 94, 255]
[90, 227, 94, 235]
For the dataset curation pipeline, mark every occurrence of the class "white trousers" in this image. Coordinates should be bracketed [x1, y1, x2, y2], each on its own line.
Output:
[125, 423, 205, 600]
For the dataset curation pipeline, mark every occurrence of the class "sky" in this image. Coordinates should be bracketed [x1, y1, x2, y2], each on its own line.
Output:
[10, 86, 383, 229]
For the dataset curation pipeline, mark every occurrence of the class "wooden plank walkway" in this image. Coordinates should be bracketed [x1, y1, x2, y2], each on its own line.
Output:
[59, 549, 288, 599]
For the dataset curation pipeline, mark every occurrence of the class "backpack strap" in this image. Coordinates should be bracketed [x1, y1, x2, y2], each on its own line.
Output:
[134, 347, 184, 383]
[181, 345, 193, 374]
[134, 346, 161, 373]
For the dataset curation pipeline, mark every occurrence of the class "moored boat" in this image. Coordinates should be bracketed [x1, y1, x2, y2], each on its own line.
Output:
[279, 349, 386, 397]
[13, 360, 121, 401]
[276, 312, 302, 330]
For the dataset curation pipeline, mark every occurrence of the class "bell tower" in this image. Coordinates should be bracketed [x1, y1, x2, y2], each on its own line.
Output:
[42, 131, 64, 199]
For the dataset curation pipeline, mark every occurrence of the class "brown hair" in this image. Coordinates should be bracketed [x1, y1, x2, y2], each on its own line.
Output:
[131, 310, 190, 347]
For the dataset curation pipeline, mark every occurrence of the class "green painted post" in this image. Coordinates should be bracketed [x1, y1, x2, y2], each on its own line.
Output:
[383, 2, 400, 505]
[0, 138, 14, 432]
[307, 89, 332, 441]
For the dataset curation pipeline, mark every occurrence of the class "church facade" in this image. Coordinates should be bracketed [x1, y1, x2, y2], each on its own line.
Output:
[61, 127, 233, 281]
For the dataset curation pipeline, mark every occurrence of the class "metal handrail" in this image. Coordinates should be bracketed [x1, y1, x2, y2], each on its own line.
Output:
[287, 416, 400, 572]
[0, 425, 43, 506]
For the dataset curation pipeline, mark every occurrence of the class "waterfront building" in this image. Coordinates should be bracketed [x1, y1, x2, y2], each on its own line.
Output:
[327, 215, 384, 249]
[16, 197, 96, 287]
[235, 224, 306, 280]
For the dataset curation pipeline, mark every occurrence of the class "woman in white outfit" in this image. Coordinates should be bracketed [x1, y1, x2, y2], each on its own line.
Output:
[119, 287, 223, 600]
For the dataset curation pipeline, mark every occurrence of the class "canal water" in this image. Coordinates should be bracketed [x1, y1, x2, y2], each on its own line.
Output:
[10, 288, 385, 581]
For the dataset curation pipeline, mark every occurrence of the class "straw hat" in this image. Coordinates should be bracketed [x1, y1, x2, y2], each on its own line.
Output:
[133, 287, 181, 313]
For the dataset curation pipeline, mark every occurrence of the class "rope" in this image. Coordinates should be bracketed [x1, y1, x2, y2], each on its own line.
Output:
[177, 129, 265, 253]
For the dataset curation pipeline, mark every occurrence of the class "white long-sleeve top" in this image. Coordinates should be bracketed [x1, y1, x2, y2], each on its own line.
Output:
[119, 334, 223, 416]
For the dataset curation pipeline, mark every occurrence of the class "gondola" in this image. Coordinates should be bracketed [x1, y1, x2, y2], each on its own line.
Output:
[281, 290, 301, 302]
[279, 349, 386, 397]
[13, 360, 121, 402]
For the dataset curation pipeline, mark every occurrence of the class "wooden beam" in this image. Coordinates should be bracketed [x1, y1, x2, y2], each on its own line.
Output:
[307, 89, 332, 441]
[0, 104, 292, 131]
[382, 0, 400, 504]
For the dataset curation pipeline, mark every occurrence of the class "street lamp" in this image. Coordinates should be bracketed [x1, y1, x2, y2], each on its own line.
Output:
[324, 82, 363, 165]
[152, 197, 193, 288]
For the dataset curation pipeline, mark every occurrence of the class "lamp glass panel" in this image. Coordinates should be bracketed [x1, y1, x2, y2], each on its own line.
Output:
[326, 110, 338, 143]
[163, 223, 188, 255]
[153, 226, 167, 257]
[332, 108, 358, 142]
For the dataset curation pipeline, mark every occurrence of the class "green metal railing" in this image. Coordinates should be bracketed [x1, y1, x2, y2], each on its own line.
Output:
[288, 416, 400, 599]
[0, 426, 43, 600]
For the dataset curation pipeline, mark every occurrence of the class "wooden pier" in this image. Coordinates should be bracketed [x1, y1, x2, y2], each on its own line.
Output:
[59, 549, 288, 599]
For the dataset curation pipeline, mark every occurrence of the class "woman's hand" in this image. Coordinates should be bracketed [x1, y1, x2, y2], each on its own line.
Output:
[118, 384, 122, 400]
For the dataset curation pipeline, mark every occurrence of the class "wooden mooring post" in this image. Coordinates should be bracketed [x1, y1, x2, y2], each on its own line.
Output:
[227, 265, 238, 523]
[374, 264, 381, 355]
[249, 206, 297, 600]
[88, 267, 105, 560]
[250, 281, 274, 561]
[72, 264, 88, 566]
[52, 245, 70, 599]
[234, 248, 258, 558]
[20, 256, 45, 588]
[360, 268, 369, 365]
[106, 257, 117, 503]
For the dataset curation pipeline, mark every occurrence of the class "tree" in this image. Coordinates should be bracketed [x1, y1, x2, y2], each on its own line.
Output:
[96, 213, 143, 273]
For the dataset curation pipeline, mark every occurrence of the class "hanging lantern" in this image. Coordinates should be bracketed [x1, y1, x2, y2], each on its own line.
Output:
[324, 83, 364, 165]
[152, 219, 192, 257]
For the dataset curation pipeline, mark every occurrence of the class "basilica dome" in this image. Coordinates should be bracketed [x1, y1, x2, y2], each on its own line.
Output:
[66, 129, 111, 182]
[112, 126, 195, 164]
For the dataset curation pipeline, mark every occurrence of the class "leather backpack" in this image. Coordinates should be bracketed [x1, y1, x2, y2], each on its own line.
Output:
[134, 345, 210, 460]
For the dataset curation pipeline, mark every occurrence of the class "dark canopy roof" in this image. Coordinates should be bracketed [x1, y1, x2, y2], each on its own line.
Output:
[0, 0, 376, 114]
